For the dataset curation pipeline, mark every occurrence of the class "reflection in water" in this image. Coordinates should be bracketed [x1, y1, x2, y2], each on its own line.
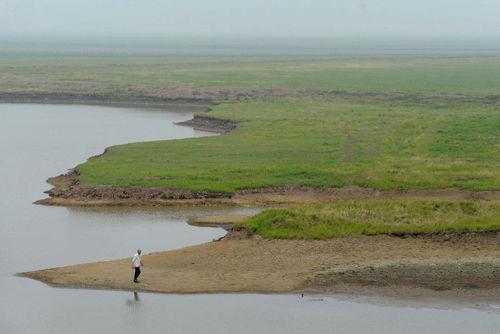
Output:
[126, 292, 141, 307]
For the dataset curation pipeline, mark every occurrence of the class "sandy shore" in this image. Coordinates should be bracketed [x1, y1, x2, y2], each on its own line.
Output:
[20, 231, 500, 299]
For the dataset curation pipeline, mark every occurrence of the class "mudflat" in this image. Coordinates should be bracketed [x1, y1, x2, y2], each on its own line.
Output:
[21, 231, 500, 299]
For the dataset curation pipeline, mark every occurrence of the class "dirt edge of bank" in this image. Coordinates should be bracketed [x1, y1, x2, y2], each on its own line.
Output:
[2, 89, 500, 106]
[0, 92, 214, 108]
[36, 169, 500, 207]
[176, 115, 238, 133]
[187, 215, 250, 228]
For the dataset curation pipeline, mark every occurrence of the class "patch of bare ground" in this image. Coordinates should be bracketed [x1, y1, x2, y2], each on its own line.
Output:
[187, 215, 250, 228]
[2, 88, 500, 105]
[0, 88, 300, 105]
[19, 231, 500, 299]
[176, 115, 238, 133]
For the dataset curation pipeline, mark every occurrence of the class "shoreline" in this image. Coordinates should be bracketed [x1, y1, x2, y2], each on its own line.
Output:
[0, 92, 213, 109]
[37, 169, 500, 207]
[0, 88, 311, 106]
[19, 231, 500, 300]
[187, 215, 250, 229]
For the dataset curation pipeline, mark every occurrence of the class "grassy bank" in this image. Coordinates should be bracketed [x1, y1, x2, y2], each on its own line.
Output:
[238, 200, 500, 239]
[77, 97, 500, 192]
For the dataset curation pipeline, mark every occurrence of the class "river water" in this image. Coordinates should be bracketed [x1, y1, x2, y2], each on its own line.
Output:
[0, 103, 498, 334]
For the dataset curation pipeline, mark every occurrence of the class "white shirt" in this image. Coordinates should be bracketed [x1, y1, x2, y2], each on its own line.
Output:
[132, 253, 142, 268]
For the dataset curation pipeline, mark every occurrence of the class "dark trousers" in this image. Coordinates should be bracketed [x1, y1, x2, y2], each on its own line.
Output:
[134, 267, 141, 281]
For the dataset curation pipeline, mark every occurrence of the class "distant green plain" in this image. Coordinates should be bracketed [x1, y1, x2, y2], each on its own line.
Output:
[2, 54, 500, 96]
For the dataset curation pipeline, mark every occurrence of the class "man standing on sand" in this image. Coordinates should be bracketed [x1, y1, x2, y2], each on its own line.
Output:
[132, 249, 143, 283]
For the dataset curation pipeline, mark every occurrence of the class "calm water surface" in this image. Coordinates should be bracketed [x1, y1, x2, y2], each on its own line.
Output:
[0, 103, 498, 334]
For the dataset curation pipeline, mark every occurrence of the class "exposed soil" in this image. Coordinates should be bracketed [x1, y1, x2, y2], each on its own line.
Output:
[2, 88, 500, 106]
[187, 215, 250, 228]
[0, 92, 214, 107]
[37, 170, 500, 207]
[20, 231, 500, 299]
[176, 115, 238, 133]
[0, 88, 301, 105]
[37, 170, 232, 206]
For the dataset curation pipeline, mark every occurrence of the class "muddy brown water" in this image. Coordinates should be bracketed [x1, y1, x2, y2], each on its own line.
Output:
[0, 103, 498, 334]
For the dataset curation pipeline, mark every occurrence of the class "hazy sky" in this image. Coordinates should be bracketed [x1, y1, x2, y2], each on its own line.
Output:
[1, 0, 499, 38]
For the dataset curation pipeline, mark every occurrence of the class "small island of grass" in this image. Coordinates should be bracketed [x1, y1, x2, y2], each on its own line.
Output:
[238, 200, 500, 239]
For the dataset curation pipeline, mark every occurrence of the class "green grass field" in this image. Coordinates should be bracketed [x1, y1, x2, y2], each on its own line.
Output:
[2, 54, 500, 97]
[77, 97, 500, 192]
[238, 200, 500, 239]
